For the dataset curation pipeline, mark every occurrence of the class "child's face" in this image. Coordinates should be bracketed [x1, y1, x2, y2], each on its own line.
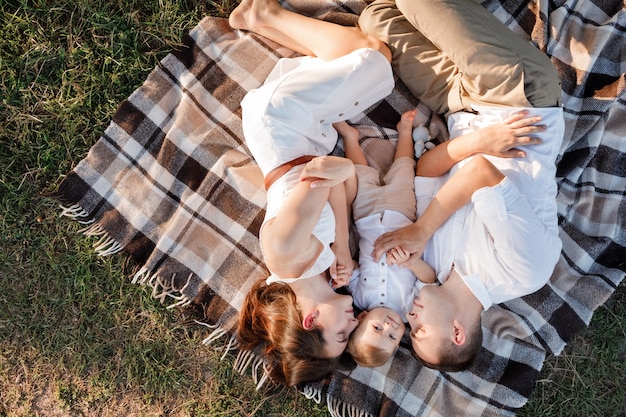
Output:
[357, 307, 406, 354]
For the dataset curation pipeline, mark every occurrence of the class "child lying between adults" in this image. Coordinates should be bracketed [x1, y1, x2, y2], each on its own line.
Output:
[232, 0, 562, 386]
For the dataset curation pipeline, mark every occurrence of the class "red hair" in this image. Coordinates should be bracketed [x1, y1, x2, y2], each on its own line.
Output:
[237, 279, 355, 387]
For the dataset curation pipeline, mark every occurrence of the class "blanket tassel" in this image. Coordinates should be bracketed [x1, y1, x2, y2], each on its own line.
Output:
[327, 395, 373, 417]
[131, 267, 193, 308]
[59, 203, 123, 255]
[233, 349, 273, 390]
[59, 203, 94, 225]
[300, 385, 322, 404]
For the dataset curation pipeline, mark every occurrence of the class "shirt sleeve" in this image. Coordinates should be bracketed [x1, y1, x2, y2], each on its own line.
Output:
[471, 177, 561, 298]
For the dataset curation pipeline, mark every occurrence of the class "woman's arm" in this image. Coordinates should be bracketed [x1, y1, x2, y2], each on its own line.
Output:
[416, 111, 545, 177]
[262, 178, 332, 267]
[262, 156, 355, 276]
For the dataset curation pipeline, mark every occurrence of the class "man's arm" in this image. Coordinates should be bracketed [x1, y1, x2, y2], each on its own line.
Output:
[416, 111, 545, 177]
[373, 155, 504, 261]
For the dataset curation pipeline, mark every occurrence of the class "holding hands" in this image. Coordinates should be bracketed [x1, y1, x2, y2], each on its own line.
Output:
[384, 243, 437, 285]
[373, 223, 430, 263]
[329, 242, 355, 289]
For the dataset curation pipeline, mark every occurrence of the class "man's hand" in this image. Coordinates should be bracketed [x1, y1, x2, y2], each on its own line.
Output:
[474, 110, 546, 158]
[372, 223, 429, 262]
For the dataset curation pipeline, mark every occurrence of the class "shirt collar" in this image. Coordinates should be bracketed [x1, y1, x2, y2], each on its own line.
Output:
[460, 273, 492, 310]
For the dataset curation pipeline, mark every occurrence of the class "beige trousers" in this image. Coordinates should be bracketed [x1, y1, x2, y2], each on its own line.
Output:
[358, 0, 562, 115]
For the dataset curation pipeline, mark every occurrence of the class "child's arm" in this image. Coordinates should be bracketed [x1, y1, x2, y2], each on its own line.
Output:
[407, 258, 436, 284]
[416, 111, 545, 177]
[373, 155, 504, 262]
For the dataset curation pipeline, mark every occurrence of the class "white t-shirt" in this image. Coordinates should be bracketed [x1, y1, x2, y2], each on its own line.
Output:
[240, 48, 394, 282]
[417, 106, 564, 309]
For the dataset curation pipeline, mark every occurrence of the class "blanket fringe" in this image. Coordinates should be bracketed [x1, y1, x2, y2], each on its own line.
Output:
[233, 349, 273, 390]
[59, 203, 124, 255]
[131, 267, 193, 309]
[327, 395, 373, 417]
[59, 203, 95, 225]
[79, 223, 124, 256]
[60, 204, 196, 308]
[300, 385, 322, 404]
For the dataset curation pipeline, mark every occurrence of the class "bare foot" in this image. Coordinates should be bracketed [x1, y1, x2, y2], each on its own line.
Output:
[333, 121, 359, 145]
[229, 0, 276, 31]
[397, 109, 417, 138]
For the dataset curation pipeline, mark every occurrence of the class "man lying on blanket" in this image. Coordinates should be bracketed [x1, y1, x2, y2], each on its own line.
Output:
[362, 0, 564, 371]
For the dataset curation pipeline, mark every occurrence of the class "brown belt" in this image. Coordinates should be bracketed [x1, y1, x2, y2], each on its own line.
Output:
[264, 155, 316, 190]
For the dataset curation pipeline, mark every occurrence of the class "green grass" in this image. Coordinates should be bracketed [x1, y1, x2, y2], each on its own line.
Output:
[1, 0, 624, 415]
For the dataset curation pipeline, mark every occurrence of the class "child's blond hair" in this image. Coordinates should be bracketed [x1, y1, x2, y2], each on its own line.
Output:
[346, 323, 395, 367]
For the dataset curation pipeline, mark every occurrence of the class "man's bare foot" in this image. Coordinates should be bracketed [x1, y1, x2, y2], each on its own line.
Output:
[229, 0, 276, 31]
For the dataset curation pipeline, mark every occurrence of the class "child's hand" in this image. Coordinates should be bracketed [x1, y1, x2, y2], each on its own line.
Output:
[386, 246, 410, 266]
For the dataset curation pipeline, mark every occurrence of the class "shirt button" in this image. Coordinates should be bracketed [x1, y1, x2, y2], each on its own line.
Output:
[338, 113, 344, 117]
[381, 262, 386, 266]
[354, 102, 359, 106]
[320, 119, 324, 123]
[322, 133, 326, 137]
[382, 279, 385, 283]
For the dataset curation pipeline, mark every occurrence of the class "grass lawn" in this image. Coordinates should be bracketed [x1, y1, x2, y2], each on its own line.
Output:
[1, 0, 624, 415]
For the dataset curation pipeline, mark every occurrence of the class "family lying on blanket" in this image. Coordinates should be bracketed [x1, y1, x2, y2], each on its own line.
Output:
[234, 0, 564, 387]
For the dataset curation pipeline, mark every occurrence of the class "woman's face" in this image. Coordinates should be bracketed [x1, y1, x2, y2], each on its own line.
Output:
[314, 291, 359, 358]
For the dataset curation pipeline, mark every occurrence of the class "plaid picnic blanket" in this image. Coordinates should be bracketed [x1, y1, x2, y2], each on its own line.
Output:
[57, 0, 626, 415]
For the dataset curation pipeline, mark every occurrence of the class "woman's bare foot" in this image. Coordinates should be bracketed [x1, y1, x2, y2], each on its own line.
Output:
[229, 0, 277, 31]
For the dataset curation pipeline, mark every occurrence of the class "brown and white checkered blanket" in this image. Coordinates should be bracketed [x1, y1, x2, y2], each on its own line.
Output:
[57, 0, 626, 415]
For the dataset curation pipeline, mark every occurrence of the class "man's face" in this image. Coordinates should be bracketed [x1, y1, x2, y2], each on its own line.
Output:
[405, 286, 453, 364]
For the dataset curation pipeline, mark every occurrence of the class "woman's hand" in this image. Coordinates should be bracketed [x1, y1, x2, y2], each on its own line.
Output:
[329, 242, 354, 289]
[473, 111, 546, 158]
[299, 156, 355, 188]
